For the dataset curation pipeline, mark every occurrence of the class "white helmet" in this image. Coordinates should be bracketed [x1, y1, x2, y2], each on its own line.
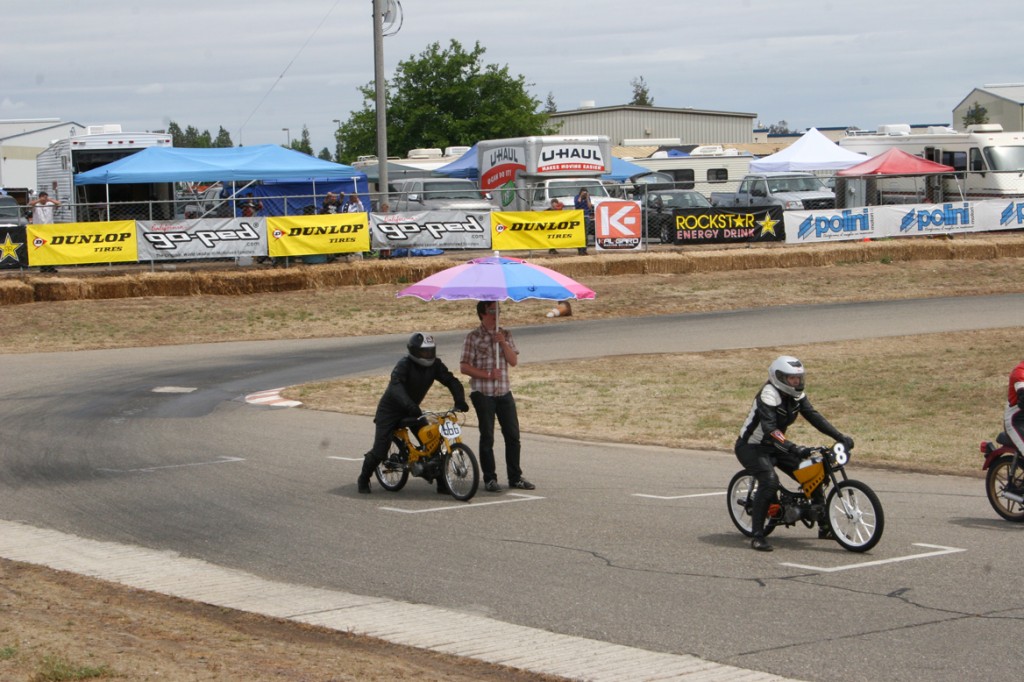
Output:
[768, 355, 805, 398]
[407, 332, 437, 367]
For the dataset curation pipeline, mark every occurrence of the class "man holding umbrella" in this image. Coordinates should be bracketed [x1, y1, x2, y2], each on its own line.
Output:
[460, 301, 535, 492]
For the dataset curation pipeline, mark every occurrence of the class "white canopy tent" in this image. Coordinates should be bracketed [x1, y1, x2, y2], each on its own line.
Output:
[750, 128, 866, 172]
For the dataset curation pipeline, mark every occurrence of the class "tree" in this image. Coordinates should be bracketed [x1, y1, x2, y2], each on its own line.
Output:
[767, 120, 792, 135]
[166, 121, 218, 148]
[629, 76, 653, 107]
[213, 127, 233, 148]
[318, 147, 333, 161]
[962, 101, 989, 127]
[336, 40, 552, 163]
[544, 91, 558, 114]
[288, 125, 314, 155]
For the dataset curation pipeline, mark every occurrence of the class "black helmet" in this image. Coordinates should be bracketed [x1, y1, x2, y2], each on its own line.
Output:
[407, 332, 436, 366]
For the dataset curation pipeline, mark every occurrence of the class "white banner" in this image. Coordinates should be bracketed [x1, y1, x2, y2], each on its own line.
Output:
[137, 218, 266, 260]
[370, 211, 491, 250]
[785, 198, 1024, 243]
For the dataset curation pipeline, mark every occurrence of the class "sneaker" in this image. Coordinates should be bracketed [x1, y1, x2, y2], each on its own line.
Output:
[751, 536, 773, 552]
[485, 480, 501, 493]
[509, 478, 535, 490]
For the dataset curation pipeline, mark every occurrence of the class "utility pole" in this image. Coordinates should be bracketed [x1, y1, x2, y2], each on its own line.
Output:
[372, 0, 389, 209]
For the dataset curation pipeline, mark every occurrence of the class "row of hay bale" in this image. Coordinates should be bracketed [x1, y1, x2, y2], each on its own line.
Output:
[2, 237, 1022, 306]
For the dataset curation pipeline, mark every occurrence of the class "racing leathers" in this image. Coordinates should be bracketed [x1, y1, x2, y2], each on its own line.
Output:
[1005, 360, 1024, 454]
[735, 381, 847, 539]
[357, 355, 467, 490]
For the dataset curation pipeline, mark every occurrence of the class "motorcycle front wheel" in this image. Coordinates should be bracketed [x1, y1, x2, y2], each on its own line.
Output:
[374, 436, 409, 492]
[985, 454, 1024, 522]
[726, 471, 774, 537]
[826, 480, 884, 552]
[443, 443, 480, 502]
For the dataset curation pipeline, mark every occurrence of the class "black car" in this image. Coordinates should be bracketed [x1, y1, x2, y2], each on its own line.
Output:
[643, 190, 712, 243]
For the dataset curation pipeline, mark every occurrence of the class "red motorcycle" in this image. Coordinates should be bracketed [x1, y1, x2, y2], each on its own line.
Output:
[980, 432, 1024, 521]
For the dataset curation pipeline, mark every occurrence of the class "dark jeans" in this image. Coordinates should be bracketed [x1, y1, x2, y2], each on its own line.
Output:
[734, 440, 799, 537]
[471, 390, 522, 484]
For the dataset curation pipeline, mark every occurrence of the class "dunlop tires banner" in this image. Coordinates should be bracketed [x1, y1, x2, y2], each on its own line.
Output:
[370, 211, 491, 250]
[137, 218, 266, 261]
[267, 214, 369, 257]
[491, 210, 585, 251]
[27, 221, 137, 266]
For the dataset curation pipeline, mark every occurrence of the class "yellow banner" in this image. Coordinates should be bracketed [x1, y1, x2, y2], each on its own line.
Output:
[27, 221, 137, 266]
[491, 210, 585, 250]
[267, 214, 369, 257]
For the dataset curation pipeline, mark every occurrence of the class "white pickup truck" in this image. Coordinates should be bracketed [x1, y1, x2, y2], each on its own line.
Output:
[710, 172, 835, 210]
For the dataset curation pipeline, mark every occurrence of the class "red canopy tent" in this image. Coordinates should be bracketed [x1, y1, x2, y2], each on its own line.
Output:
[837, 148, 954, 176]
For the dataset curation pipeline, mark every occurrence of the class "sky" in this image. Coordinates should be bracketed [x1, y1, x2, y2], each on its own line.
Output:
[6, 1, 1022, 156]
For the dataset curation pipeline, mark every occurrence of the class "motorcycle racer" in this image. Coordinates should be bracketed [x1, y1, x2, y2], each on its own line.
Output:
[356, 332, 469, 494]
[735, 356, 854, 552]
[1005, 360, 1024, 456]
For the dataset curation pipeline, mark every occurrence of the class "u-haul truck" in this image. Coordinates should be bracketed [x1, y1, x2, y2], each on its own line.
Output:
[838, 123, 1024, 201]
[477, 135, 613, 211]
[36, 124, 174, 222]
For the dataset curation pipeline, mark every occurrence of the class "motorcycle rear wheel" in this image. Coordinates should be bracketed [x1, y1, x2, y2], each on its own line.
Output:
[726, 471, 774, 538]
[443, 443, 480, 502]
[985, 454, 1024, 522]
[374, 436, 409, 492]
[826, 480, 884, 552]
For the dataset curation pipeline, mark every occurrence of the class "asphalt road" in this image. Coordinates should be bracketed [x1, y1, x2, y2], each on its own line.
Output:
[3, 294, 1024, 681]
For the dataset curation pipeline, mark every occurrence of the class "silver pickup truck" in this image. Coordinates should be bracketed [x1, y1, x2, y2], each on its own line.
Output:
[710, 172, 835, 210]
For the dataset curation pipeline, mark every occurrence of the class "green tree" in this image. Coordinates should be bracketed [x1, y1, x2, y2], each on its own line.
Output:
[629, 76, 653, 107]
[962, 101, 989, 127]
[544, 91, 558, 114]
[213, 127, 233, 148]
[318, 147, 333, 161]
[166, 121, 184, 146]
[288, 125, 314, 155]
[767, 120, 792, 135]
[336, 40, 551, 163]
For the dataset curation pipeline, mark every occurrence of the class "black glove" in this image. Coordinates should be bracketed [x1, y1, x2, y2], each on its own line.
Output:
[455, 400, 469, 413]
[793, 445, 812, 459]
[840, 435, 855, 451]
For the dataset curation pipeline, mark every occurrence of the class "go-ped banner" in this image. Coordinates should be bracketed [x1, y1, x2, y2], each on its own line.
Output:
[267, 213, 370, 257]
[785, 198, 1024, 243]
[137, 218, 266, 260]
[491, 210, 586, 250]
[27, 221, 137, 266]
[370, 211, 491, 250]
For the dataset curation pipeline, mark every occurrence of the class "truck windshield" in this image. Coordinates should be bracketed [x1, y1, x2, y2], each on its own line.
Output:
[982, 145, 1024, 171]
[427, 181, 480, 199]
[767, 176, 825, 193]
[546, 181, 610, 200]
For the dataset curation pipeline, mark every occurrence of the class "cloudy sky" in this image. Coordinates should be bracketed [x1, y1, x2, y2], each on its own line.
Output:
[6, 1, 1021, 155]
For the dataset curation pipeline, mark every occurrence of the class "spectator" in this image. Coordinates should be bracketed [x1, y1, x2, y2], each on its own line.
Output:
[460, 301, 535, 492]
[573, 188, 593, 255]
[28, 191, 60, 225]
[547, 198, 565, 255]
[343, 194, 365, 213]
[321, 192, 344, 214]
[240, 193, 262, 217]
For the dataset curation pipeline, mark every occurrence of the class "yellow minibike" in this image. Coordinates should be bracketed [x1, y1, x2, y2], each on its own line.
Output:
[375, 409, 480, 501]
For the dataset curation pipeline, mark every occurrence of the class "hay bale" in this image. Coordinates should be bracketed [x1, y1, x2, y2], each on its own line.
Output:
[32, 277, 91, 302]
[0, 279, 35, 305]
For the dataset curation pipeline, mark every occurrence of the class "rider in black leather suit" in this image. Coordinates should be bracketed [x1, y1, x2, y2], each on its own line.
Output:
[735, 356, 853, 552]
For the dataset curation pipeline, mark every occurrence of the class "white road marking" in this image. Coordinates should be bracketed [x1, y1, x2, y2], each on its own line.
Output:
[327, 456, 364, 461]
[632, 491, 726, 500]
[244, 388, 302, 408]
[151, 386, 197, 393]
[780, 543, 966, 573]
[97, 456, 245, 474]
[381, 493, 544, 514]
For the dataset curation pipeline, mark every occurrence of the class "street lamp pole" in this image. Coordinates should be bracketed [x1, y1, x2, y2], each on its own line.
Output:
[282, 128, 290, 146]
[372, 0, 389, 209]
[332, 119, 341, 162]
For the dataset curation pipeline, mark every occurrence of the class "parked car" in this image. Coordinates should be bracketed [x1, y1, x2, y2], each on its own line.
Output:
[643, 189, 712, 243]
[391, 178, 490, 212]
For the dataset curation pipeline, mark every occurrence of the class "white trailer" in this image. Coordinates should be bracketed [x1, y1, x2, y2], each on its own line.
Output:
[36, 124, 174, 222]
[627, 146, 753, 199]
[838, 124, 1024, 200]
[477, 135, 612, 211]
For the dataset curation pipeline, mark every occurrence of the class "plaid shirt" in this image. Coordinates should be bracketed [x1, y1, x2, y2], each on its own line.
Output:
[461, 324, 517, 397]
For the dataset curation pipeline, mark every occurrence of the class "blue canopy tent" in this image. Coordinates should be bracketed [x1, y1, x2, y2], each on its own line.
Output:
[432, 145, 650, 184]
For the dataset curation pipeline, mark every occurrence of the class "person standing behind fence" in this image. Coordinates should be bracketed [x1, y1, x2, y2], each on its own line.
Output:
[321, 192, 344, 214]
[573, 188, 593, 255]
[28, 191, 60, 224]
[343, 194, 365, 213]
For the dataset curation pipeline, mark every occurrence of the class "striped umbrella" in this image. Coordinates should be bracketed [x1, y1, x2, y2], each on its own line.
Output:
[396, 256, 595, 303]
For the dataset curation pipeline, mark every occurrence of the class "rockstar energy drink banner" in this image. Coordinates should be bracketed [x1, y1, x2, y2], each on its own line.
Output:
[266, 214, 369, 257]
[671, 207, 785, 244]
[27, 221, 138, 266]
[491, 210, 586, 250]
[0, 225, 28, 270]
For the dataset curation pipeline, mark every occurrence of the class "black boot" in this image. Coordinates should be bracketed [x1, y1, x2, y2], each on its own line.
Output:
[751, 535, 774, 552]
[357, 454, 376, 494]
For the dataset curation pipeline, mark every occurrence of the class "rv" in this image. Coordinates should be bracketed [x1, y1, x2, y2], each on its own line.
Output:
[838, 124, 1024, 201]
[627, 146, 753, 199]
[36, 124, 175, 222]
